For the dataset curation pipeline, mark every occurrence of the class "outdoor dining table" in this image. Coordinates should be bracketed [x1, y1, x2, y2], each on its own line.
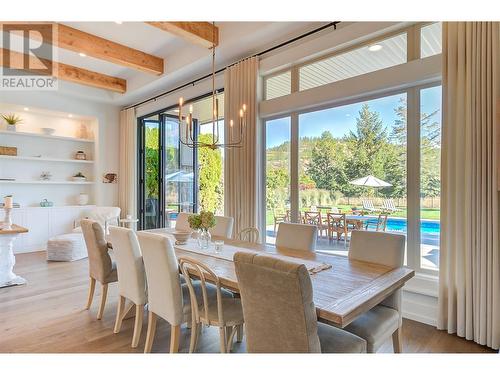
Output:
[143, 228, 414, 328]
[345, 215, 371, 230]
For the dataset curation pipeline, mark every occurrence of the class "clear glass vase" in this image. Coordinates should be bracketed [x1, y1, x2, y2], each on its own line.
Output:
[197, 228, 211, 249]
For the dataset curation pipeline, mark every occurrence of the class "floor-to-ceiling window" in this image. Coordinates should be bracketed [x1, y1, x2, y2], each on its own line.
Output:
[419, 85, 441, 271]
[265, 117, 291, 244]
[261, 22, 442, 275]
[295, 93, 408, 254]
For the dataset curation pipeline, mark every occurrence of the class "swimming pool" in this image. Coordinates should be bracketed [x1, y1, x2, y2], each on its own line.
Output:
[365, 217, 440, 246]
[366, 217, 440, 234]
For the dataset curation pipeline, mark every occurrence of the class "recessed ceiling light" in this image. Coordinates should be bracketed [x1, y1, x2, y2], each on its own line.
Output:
[115, 21, 123, 25]
[68, 114, 73, 118]
[79, 52, 86, 57]
[368, 44, 383, 52]
[23, 107, 29, 111]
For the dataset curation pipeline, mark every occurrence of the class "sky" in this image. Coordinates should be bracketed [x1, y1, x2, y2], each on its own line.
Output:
[266, 86, 442, 148]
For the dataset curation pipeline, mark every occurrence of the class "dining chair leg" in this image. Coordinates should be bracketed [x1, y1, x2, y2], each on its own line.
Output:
[85, 277, 96, 310]
[236, 324, 243, 343]
[144, 311, 157, 353]
[113, 295, 126, 333]
[170, 324, 181, 353]
[392, 327, 402, 353]
[122, 302, 135, 320]
[96, 283, 108, 320]
[131, 304, 144, 348]
[226, 326, 237, 353]
[219, 327, 227, 353]
[189, 321, 200, 353]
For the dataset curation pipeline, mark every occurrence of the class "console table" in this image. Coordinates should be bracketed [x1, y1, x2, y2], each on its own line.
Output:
[0, 224, 29, 288]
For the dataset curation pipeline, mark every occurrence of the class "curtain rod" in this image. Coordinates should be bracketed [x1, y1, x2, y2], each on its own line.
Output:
[124, 21, 340, 110]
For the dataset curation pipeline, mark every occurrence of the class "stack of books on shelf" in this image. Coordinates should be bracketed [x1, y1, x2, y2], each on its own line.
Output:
[0, 202, 20, 208]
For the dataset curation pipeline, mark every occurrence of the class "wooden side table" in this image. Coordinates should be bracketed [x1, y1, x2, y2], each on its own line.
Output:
[0, 224, 29, 288]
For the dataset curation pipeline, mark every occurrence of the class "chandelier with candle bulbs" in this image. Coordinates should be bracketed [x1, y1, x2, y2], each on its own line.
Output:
[178, 22, 247, 149]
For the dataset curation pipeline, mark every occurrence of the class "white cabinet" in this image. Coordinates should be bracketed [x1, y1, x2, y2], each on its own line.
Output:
[1, 206, 95, 254]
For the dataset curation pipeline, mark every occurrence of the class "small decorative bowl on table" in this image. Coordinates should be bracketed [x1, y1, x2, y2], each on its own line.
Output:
[172, 231, 191, 245]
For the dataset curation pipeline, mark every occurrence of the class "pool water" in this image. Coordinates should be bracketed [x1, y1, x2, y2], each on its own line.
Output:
[367, 217, 440, 235]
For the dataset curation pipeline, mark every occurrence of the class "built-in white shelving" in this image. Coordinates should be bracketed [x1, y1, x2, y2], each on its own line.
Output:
[0, 180, 95, 185]
[0, 155, 94, 164]
[0, 129, 94, 143]
[0, 104, 97, 209]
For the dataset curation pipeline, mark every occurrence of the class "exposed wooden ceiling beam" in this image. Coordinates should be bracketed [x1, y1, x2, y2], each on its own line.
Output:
[147, 22, 219, 48]
[56, 24, 164, 75]
[0, 23, 164, 75]
[0, 48, 127, 93]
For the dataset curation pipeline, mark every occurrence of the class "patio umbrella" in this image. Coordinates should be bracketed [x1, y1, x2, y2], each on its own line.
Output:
[165, 170, 194, 183]
[349, 175, 392, 188]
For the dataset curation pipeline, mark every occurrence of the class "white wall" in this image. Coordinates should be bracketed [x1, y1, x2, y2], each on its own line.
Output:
[0, 90, 121, 206]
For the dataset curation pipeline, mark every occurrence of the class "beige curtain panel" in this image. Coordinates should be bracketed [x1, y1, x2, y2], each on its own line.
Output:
[224, 57, 259, 237]
[438, 22, 500, 350]
[118, 107, 137, 218]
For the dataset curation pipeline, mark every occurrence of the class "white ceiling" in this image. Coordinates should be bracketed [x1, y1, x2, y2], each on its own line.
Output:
[1, 22, 324, 107]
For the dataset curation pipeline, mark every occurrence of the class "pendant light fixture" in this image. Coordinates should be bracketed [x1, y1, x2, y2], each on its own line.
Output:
[178, 22, 246, 149]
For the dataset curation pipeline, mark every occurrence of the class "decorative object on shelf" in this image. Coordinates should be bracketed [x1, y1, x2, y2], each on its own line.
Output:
[41, 127, 56, 136]
[40, 171, 52, 181]
[188, 211, 216, 249]
[2, 195, 13, 230]
[39, 199, 54, 207]
[0, 146, 17, 156]
[1, 114, 22, 132]
[0, 201, 20, 208]
[72, 172, 87, 182]
[178, 22, 247, 149]
[75, 151, 87, 160]
[102, 172, 117, 183]
[78, 123, 89, 139]
[77, 193, 89, 206]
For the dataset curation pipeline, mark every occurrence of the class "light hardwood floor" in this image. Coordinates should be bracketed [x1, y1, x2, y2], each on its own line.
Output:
[0, 251, 495, 353]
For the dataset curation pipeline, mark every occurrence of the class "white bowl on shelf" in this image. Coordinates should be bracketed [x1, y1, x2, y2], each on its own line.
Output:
[72, 176, 87, 182]
[41, 127, 56, 136]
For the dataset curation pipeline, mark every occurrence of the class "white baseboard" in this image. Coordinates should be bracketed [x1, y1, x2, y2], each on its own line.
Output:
[14, 244, 46, 254]
[402, 289, 438, 327]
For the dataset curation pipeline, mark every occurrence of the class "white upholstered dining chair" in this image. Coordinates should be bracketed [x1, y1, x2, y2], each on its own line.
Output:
[211, 215, 234, 239]
[344, 230, 406, 353]
[81, 219, 117, 320]
[137, 231, 188, 353]
[275, 222, 317, 252]
[108, 227, 147, 348]
[233, 251, 366, 353]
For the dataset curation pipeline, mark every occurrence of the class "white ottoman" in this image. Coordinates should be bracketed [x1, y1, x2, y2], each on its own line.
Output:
[46, 233, 88, 262]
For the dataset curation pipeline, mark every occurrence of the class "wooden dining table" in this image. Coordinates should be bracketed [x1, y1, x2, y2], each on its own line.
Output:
[144, 228, 414, 328]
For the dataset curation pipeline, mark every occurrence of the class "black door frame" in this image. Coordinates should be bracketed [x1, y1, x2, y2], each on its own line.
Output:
[137, 113, 199, 230]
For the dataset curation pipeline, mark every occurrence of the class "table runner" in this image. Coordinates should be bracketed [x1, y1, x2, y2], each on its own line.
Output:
[172, 238, 332, 275]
